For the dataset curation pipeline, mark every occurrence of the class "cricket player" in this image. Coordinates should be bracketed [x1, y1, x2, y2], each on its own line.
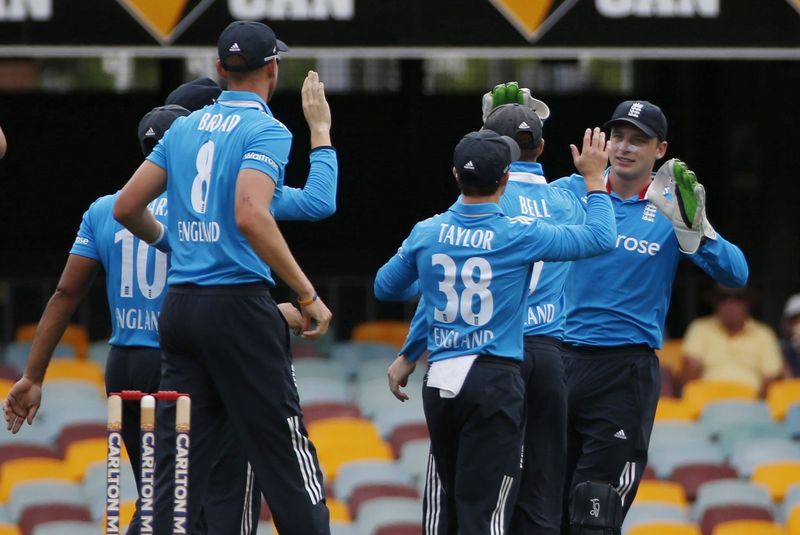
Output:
[376, 127, 616, 534]
[551, 100, 748, 534]
[114, 21, 333, 534]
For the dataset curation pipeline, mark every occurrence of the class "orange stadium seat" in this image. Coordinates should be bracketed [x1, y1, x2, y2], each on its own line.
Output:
[351, 321, 411, 350]
[787, 506, 800, 535]
[751, 461, 800, 502]
[64, 437, 127, 481]
[0, 525, 20, 535]
[711, 520, 785, 535]
[767, 380, 800, 421]
[308, 417, 393, 480]
[0, 378, 15, 399]
[656, 397, 696, 422]
[0, 458, 74, 502]
[328, 498, 351, 523]
[629, 523, 701, 535]
[43, 358, 104, 389]
[682, 381, 757, 418]
[634, 480, 689, 507]
[15, 323, 89, 360]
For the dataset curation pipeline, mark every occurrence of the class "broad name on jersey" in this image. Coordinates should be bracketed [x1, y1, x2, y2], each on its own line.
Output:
[437, 224, 494, 250]
[519, 196, 550, 218]
[433, 327, 495, 350]
[526, 303, 555, 326]
[115, 307, 158, 332]
[616, 234, 661, 256]
[197, 112, 241, 133]
[177, 220, 220, 242]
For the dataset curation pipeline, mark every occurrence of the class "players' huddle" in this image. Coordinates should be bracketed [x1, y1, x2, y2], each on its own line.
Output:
[3, 19, 747, 535]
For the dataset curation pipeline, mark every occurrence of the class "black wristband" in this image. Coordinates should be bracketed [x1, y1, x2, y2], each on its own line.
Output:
[310, 146, 335, 154]
[587, 190, 609, 196]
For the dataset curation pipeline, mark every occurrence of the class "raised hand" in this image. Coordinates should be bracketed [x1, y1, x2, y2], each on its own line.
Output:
[570, 127, 609, 192]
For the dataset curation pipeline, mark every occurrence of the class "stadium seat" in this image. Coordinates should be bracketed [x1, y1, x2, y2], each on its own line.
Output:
[327, 498, 351, 523]
[670, 464, 739, 502]
[302, 402, 362, 425]
[330, 522, 357, 535]
[634, 480, 688, 506]
[293, 357, 350, 382]
[628, 522, 701, 535]
[33, 397, 107, 444]
[693, 480, 773, 522]
[42, 359, 104, 389]
[15, 324, 88, 361]
[18, 503, 92, 535]
[64, 437, 122, 480]
[643, 465, 658, 481]
[698, 400, 772, 438]
[7, 480, 86, 522]
[356, 377, 423, 421]
[296, 376, 351, 405]
[0, 444, 59, 469]
[349, 483, 420, 519]
[87, 340, 111, 368]
[333, 460, 414, 502]
[730, 438, 800, 477]
[682, 381, 757, 419]
[716, 422, 790, 458]
[30, 521, 101, 535]
[751, 461, 800, 502]
[655, 398, 696, 422]
[0, 379, 13, 399]
[786, 404, 800, 439]
[389, 423, 429, 458]
[710, 519, 784, 535]
[307, 418, 393, 480]
[397, 439, 430, 492]
[0, 364, 19, 381]
[56, 423, 107, 457]
[649, 440, 724, 479]
[353, 497, 421, 535]
[786, 505, 800, 535]
[375, 524, 423, 535]
[82, 461, 138, 520]
[0, 525, 20, 535]
[373, 396, 426, 438]
[701, 505, 773, 535]
[351, 321, 411, 350]
[656, 338, 684, 377]
[623, 503, 690, 535]
[331, 342, 399, 378]
[768, 379, 800, 421]
[651, 421, 710, 449]
[3, 343, 76, 377]
[0, 458, 74, 502]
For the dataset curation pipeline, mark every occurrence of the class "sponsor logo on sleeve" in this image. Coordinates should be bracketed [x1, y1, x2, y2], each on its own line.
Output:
[243, 152, 279, 172]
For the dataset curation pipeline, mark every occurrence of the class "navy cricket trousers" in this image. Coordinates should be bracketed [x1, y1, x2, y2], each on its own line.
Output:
[151, 283, 330, 535]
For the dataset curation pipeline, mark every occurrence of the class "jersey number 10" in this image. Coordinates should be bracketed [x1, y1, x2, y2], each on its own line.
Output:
[114, 229, 167, 300]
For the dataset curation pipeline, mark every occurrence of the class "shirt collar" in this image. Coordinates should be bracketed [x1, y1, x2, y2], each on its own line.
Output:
[509, 161, 547, 185]
[603, 167, 651, 201]
[449, 197, 504, 217]
[217, 91, 272, 116]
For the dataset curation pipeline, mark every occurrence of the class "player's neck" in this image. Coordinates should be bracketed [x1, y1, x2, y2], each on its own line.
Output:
[608, 171, 651, 200]
[227, 80, 271, 104]
[462, 192, 501, 205]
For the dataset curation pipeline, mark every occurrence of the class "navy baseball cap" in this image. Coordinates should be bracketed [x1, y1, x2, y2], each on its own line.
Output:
[218, 21, 288, 73]
[604, 100, 668, 140]
[454, 130, 520, 187]
[138, 104, 190, 157]
[165, 77, 221, 112]
[484, 104, 543, 148]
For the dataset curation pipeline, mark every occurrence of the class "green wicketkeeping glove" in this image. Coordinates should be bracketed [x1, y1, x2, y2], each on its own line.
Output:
[481, 81, 551, 122]
[645, 158, 717, 254]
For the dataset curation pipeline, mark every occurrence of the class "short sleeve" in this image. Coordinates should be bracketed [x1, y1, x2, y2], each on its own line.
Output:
[241, 118, 292, 186]
[145, 128, 170, 170]
[69, 204, 100, 261]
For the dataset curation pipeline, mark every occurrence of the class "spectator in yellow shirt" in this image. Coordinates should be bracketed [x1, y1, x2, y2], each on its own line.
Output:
[682, 285, 783, 396]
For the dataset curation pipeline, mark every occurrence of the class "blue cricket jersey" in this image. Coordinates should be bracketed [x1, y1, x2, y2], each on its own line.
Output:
[148, 90, 292, 286]
[551, 172, 749, 349]
[375, 195, 616, 363]
[71, 192, 169, 347]
[398, 161, 587, 360]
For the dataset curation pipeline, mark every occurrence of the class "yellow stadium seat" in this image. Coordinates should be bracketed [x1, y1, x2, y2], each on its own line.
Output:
[65, 437, 128, 481]
[43, 358, 105, 389]
[629, 522, 701, 535]
[351, 321, 411, 350]
[656, 338, 684, 377]
[15, 323, 89, 360]
[751, 461, 800, 502]
[787, 506, 800, 535]
[0, 458, 75, 502]
[0, 524, 21, 535]
[712, 520, 785, 535]
[634, 480, 688, 506]
[767, 380, 800, 421]
[0, 379, 15, 398]
[102, 499, 136, 531]
[655, 397, 696, 422]
[308, 417, 393, 479]
[682, 380, 757, 418]
[328, 499, 351, 523]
